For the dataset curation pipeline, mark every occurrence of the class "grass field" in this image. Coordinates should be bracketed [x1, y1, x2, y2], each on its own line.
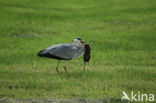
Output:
[0, 0, 156, 101]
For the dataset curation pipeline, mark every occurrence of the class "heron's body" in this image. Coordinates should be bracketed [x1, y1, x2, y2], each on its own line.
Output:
[38, 43, 84, 60]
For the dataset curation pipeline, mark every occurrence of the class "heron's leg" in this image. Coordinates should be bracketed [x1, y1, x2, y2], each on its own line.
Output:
[64, 66, 68, 73]
[83, 62, 86, 70]
[56, 60, 60, 73]
[64, 61, 68, 73]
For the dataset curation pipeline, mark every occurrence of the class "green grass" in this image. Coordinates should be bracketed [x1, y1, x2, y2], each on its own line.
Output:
[0, 0, 156, 100]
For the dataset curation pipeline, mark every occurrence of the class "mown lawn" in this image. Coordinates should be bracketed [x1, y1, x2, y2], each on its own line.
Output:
[0, 0, 156, 100]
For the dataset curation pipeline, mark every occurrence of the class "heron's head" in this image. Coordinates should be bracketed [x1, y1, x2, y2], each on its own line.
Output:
[72, 38, 86, 46]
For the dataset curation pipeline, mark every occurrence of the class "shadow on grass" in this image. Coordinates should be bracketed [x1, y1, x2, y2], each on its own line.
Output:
[0, 98, 129, 103]
[57, 70, 113, 80]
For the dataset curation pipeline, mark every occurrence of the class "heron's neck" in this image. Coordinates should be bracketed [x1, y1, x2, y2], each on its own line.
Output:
[72, 42, 82, 47]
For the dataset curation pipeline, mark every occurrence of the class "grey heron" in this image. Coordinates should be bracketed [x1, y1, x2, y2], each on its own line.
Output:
[37, 38, 88, 73]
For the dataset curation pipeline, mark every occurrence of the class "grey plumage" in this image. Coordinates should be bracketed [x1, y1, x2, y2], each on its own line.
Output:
[38, 43, 84, 60]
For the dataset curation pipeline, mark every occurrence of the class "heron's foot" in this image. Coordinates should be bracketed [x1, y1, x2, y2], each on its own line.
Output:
[64, 66, 68, 73]
[56, 67, 59, 73]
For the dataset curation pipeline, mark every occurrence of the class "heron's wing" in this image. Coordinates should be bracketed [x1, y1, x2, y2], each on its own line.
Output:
[46, 44, 78, 59]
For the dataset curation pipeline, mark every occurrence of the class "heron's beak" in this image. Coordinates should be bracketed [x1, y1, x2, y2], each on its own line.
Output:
[81, 40, 86, 46]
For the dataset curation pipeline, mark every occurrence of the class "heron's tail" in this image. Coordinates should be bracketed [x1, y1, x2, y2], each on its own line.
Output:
[37, 50, 46, 57]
